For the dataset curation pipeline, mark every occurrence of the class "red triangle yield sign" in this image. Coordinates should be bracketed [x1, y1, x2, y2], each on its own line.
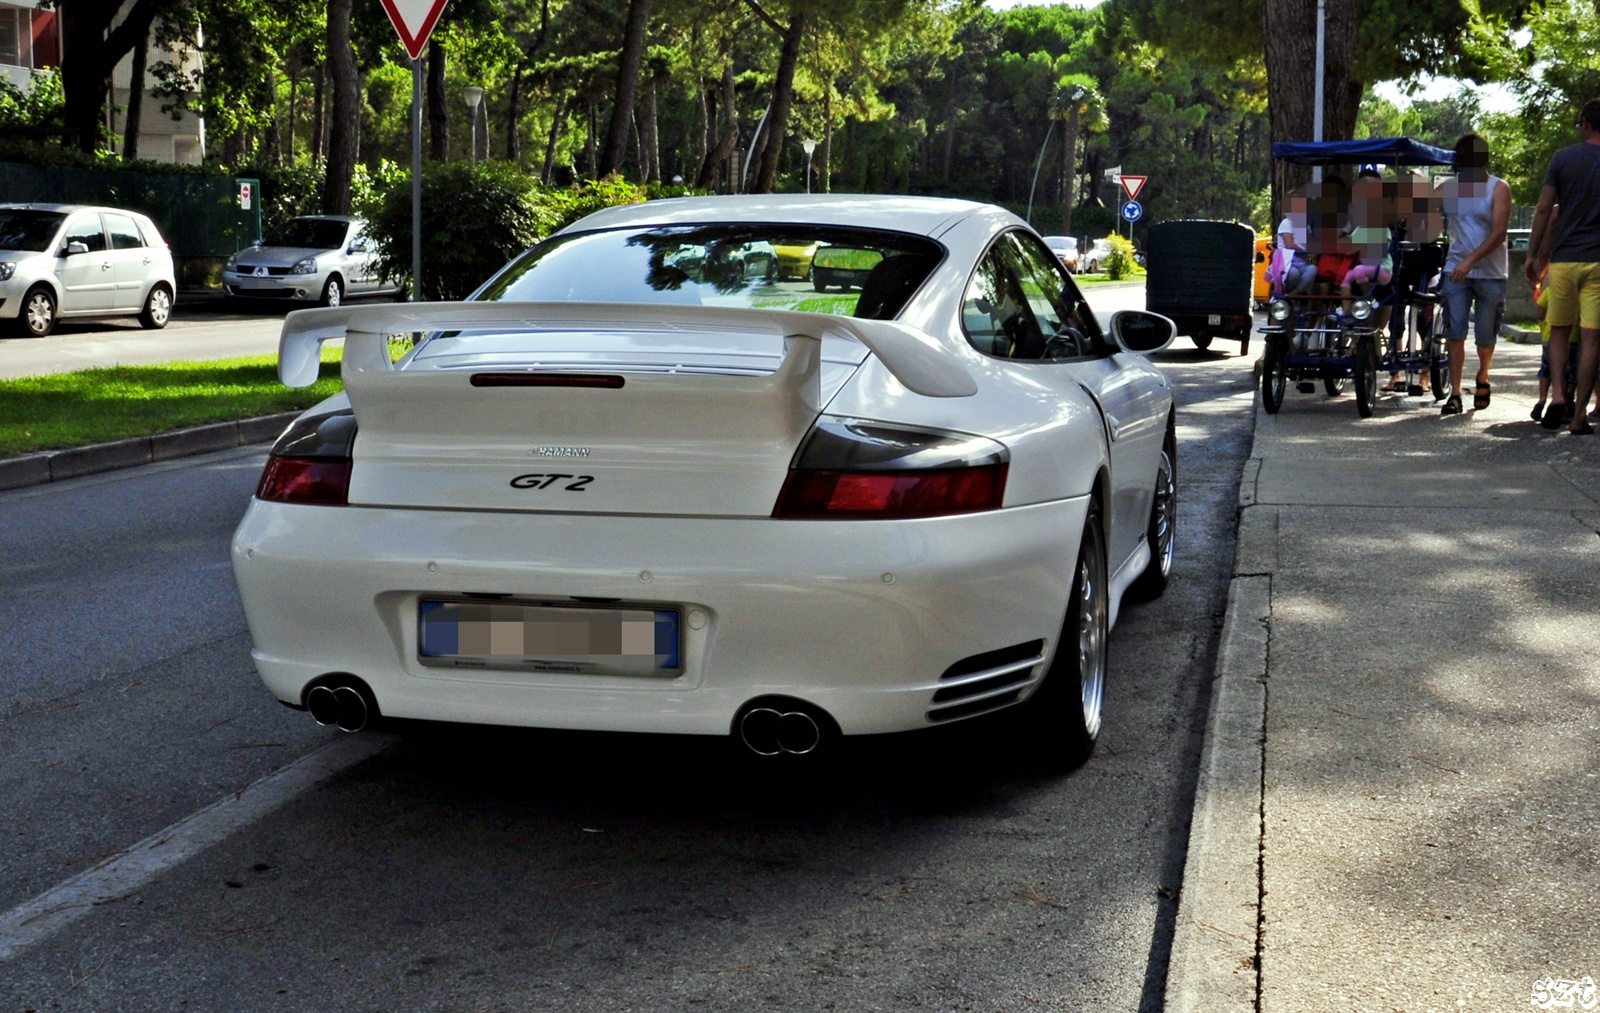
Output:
[379, 0, 451, 60]
[1120, 175, 1147, 201]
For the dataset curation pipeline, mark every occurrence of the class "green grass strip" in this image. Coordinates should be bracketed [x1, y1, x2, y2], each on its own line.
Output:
[0, 349, 344, 457]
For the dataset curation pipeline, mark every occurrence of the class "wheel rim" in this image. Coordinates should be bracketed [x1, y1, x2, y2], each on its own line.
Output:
[1269, 344, 1287, 401]
[148, 288, 171, 324]
[25, 292, 51, 334]
[1151, 448, 1176, 578]
[326, 281, 341, 307]
[1077, 540, 1107, 738]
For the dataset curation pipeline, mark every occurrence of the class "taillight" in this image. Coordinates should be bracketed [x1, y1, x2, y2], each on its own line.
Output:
[773, 417, 1009, 519]
[255, 410, 358, 506]
[257, 457, 352, 505]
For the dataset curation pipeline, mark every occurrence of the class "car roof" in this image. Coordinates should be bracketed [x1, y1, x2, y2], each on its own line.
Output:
[1041, 235, 1075, 244]
[0, 203, 152, 217]
[282, 215, 361, 224]
[555, 194, 996, 239]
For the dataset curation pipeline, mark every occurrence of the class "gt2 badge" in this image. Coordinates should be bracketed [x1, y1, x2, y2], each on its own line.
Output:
[510, 474, 594, 491]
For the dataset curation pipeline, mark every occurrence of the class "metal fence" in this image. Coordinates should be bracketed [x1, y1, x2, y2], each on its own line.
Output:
[0, 162, 258, 259]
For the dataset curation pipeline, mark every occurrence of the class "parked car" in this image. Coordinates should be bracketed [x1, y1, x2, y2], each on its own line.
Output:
[0, 203, 176, 337]
[811, 245, 883, 291]
[773, 241, 820, 280]
[1041, 235, 1079, 273]
[1080, 238, 1116, 274]
[234, 195, 1179, 764]
[1145, 219, 1256, 354]
[223, 215, 399, 307]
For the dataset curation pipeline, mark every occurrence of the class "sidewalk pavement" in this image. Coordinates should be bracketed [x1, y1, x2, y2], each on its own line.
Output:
[1168, 340, 1600, 1012]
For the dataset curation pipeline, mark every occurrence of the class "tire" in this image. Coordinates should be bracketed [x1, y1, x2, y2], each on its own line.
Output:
[139, 283, 172, 329]
[1191, 333, 1213, 351]
[319, 275, 343, 308]
[1323, 374, 1346, 397]
[813, 277, 826, 292]
[1129, 423, 1177, 601]
[1027, 498, 1110, 767]
[1353, 332, 1379, 418]
[1262, 335, 1287, 413]
[17, 285, 55, 337]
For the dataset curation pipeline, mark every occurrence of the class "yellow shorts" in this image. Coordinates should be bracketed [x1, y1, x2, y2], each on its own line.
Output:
[1544, 261, 1600, 330]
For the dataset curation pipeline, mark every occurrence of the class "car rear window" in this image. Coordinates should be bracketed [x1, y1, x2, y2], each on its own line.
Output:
[476, 225, 944, 320]
[0, 209, 65, 252]
[263, 218, 349, 250]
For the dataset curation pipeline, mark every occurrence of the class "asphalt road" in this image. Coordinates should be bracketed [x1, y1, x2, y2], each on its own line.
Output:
[0, 298, 352, 381]
[0, 313, 1258, 1012]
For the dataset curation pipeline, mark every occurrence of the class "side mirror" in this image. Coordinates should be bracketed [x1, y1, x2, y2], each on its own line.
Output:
[1109, 310, 1176, 354]
[63, 240, 90, 256]
[349, 241, 368, 254]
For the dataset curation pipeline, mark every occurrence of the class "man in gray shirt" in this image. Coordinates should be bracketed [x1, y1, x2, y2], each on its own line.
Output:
[1525, 98, 1600, 433]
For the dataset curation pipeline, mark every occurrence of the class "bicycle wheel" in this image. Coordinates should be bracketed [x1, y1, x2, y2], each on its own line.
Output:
[1262, 335, 1288, 413]
[1353, 333, 1379, 418]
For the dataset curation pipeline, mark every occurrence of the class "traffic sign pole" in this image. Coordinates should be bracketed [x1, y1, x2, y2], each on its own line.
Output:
[411, 59, 422, 302]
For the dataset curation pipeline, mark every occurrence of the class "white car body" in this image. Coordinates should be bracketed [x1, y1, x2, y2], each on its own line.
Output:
[0, 203, 177, 335]
[1041, 234, 1079, 273]
[223, 215, 398, 306]
[1082, 238, 1116, 274]
[231, 195, 1176, 751]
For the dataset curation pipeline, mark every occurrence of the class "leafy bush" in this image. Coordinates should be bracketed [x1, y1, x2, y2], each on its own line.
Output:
[1103, 233, 1138, 280]
[367, 161, 546, 301]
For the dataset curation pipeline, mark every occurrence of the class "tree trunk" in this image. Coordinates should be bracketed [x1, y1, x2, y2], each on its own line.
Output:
[60, 0, 165, 154]
[122, 25, 147, 159]
[940, 91, 957, 183]
[322, 0, 360, 215]
[642, 73, 660, 182]
[696, 78, 708, 175]
[505, 64, 523, 164]
[312, 61, 325, 161]
[427, 37, 448, 160]
[696, 62, 737, 190]
[753, 12, 804, 195]
[287, 67, 299, 163]
[822, 87, 831, 193]
[542, 90, 566, 184]
[1060, 101, 1080, 235]
[1262, 0, 1357, 219]
[585, 101, 597, 179]
[599, 0, 654, 178]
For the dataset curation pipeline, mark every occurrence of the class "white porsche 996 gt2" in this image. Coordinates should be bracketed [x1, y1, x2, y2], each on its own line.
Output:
[231, 195, 1178, 763]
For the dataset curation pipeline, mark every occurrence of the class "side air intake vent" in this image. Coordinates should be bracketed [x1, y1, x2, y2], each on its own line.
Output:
[927, 639, 1047, 722]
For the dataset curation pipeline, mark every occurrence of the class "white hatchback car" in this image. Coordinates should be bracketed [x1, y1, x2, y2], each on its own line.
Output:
[0, 204, 177, 336]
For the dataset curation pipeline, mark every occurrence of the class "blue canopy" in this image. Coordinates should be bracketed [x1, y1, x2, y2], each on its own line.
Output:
[1272, 137, 1456, 167]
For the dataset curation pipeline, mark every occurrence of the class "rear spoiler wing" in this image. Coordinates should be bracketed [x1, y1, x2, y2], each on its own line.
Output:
[277, 301, 978, 399]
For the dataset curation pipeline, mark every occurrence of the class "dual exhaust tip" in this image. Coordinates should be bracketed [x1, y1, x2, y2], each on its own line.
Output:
[736, 698, 833, 757]
[305, 681, 375, 733]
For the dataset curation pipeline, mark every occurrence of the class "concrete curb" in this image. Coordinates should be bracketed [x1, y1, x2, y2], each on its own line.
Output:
[0, 411, 299, 493]
[1163, 404, 1273, 1012]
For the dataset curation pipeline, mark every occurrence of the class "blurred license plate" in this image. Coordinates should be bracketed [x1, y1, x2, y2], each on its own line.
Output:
[1208, 314, 1222, 325]
[418, 600, 680, 676]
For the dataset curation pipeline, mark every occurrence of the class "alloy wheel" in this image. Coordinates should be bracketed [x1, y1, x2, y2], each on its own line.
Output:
[1076, 539, 1108, 739]
[24, 291, 53, 336]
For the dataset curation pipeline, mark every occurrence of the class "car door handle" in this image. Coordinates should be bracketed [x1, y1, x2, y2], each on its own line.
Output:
[101, 261, 113, 270]
[142, 257, 151, 266]
[1105, 413, 1124, 440]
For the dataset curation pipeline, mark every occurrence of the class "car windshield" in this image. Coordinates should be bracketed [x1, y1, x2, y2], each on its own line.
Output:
[262, 218, 349, 250]
[477, 225, 944, 320]
[0, 209, 66, 252]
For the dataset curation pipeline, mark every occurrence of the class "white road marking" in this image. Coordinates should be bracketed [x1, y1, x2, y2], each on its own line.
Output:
[0, 733, 394, 960]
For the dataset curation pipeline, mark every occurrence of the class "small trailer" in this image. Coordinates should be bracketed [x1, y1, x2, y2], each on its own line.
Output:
[1144, 219, 1256, 355]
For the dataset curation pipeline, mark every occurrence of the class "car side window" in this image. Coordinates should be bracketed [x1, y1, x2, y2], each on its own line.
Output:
[104, 213, 145, 250]
[961, 242, 1048, 360]
[1004, 231, 1104, 359]
[61, 216, 107, 254]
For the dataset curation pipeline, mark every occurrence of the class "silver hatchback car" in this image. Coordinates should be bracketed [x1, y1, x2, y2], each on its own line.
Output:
[0, 204, 177, 336]
[223, 216, 399, 307]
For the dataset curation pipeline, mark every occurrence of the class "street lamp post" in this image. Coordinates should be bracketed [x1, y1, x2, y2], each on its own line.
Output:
[462, 86, 485, 162]
[802, 138, 817, 194]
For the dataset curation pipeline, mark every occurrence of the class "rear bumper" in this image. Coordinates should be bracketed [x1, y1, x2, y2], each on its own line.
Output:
[231, 498, 1087, 736]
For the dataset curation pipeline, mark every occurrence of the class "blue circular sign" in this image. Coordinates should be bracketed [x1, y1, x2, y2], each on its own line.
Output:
[1120, 199, 1143, 222]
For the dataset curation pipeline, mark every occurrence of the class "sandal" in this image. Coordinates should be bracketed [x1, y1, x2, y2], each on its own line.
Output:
[1380, 378, 1404, 393]
[1473, 381, 1491, 410]
[1531, 403, 1546, 422]
[1542, 403, 1567, 430]
[1573, 422, 1596, 435]
[1441, 395, 1463, 416]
